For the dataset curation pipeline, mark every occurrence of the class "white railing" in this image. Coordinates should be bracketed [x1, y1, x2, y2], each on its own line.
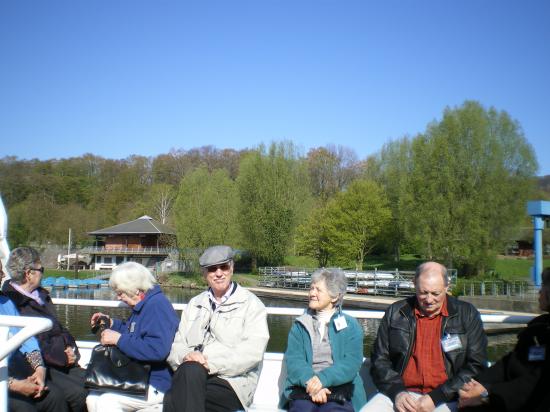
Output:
[0, 316, 53, 412]
[50, 298, 536, 324]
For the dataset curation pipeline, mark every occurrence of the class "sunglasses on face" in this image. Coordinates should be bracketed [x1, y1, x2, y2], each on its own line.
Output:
[29, 266, 45, 274]
[206, 263, 231, 273]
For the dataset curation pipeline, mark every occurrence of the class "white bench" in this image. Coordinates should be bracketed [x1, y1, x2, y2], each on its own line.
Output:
[77, 341, 376, 412]
[77, 342, 286, 411]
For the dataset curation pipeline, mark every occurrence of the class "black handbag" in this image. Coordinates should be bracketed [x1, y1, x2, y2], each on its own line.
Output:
[289, 382, 354, 405]
[84, 344, 151, 396]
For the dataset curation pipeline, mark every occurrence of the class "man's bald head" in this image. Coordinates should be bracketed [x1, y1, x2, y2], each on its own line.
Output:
[415, 261, 448, 287]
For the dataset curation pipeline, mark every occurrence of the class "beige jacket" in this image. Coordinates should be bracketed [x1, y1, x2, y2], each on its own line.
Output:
[167, 284, 269, 409]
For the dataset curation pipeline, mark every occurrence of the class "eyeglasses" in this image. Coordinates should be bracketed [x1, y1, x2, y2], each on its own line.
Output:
[206, 263, 231, 273]
[29, 267, 45, 274]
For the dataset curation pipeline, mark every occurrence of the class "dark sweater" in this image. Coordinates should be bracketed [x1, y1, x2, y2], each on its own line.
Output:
[463, 313, 550, 412]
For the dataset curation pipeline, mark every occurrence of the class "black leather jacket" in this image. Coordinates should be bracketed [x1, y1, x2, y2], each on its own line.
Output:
[466, 313, 550, 412]
[370, 295, 487, 406]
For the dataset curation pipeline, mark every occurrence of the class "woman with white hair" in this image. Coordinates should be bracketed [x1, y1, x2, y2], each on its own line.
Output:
[86, 262, 179, 412]
[280, 269, 367, 411]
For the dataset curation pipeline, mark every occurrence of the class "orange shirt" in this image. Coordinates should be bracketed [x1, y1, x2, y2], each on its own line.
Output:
[402, 299, 448, 393]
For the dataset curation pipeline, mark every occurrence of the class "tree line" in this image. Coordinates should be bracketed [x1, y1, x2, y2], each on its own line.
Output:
[0, 101, 543, 275]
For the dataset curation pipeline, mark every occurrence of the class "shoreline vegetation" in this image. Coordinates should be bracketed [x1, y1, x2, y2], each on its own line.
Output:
[4, 103, 548, 279]
[42, 255, 550, 292]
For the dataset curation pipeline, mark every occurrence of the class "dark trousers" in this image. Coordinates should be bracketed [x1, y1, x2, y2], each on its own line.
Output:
[47, 366, 88, 412]
[9, 381, 69, 412]
[288, 399, 355, 412]
[163, 361, 244, 412]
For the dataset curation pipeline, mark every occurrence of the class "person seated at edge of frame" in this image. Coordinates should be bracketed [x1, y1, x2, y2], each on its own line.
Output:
[2, 246, 88, 412]
[279, 268, 367, 412]
[86, 262, 179, 412]
[360, 262, 487, 412]
[458, 266, 550, 412]
[163, 245, 270, 412]
[1, 258, 69, 412]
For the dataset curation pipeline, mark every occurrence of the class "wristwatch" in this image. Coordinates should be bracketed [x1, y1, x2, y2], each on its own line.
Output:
[480, 389, 490, 404]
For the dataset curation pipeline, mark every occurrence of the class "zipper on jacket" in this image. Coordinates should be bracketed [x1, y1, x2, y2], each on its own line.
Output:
[398, 306, 416, 375]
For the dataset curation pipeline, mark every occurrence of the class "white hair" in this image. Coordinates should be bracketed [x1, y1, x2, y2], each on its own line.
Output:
[109, 262, 157, 295]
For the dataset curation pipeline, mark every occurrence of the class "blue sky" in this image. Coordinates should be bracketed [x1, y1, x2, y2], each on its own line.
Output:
[1, 0, 549, 175]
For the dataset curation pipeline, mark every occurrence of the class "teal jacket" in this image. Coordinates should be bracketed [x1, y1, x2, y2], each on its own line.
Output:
[280, 310, 367, 411]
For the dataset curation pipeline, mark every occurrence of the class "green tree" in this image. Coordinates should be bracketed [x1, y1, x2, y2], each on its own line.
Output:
[237, 142, 311, 268]
[295, 205, 331, 267]
[306, 145, 360, 202]
[407, 101, 538, 275]
[174, 167, 239, 249]
[323, 179, 391, 270]
[367, 137, 415, 262]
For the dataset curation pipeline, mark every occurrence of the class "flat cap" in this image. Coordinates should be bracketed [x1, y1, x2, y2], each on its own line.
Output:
[199, 245, 234, 267]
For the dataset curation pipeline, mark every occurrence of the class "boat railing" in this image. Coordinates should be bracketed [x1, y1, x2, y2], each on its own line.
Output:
[49, 298, 535, 323]
[0, 316, 53, 412]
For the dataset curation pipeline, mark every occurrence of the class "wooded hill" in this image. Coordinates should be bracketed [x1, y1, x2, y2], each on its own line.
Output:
[1, 101, 546, 275]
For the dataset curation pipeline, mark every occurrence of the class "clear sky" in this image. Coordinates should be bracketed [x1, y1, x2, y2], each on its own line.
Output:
[1, 0, 549, 175]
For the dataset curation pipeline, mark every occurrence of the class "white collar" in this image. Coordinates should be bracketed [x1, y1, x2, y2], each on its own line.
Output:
[207, 282, 236, 309]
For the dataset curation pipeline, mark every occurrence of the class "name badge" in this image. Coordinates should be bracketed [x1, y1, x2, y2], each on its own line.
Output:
[528, 346, 545, 362]
[441, 334, 462, 352]
[334, 315, 348, 331]
[130, 322, 136, 333]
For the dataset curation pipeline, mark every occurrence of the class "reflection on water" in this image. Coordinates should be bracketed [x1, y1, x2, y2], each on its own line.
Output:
[50, 287, 518, 362]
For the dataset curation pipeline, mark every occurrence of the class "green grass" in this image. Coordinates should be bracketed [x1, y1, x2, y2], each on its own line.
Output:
[161, 272, 259, 288]
[493, 257, 550, 281]
[44, 269, 105, 279]
[283, 255, 317, 267]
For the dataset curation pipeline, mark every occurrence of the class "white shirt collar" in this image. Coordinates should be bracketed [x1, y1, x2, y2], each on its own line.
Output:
[207, 282, 236, 309]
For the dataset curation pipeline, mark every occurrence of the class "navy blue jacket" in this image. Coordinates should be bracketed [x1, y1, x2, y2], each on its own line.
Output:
[112, 284, 179, 393]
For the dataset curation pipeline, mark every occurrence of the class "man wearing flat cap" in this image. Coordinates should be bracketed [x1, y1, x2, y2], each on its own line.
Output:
[164, 246, 269, 412]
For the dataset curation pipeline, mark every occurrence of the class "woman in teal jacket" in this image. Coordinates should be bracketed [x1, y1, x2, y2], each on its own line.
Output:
[280, 269, 367, 411]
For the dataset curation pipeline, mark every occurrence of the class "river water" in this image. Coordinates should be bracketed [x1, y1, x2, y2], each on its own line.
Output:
[50, 286, 518, 363]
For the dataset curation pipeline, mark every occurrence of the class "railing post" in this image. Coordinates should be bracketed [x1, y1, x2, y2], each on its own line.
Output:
[0, 326, 8, 412]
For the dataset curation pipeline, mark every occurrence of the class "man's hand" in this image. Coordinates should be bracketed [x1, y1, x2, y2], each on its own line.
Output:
[395, 391, 418, 412]
[305, 376, 323, 396]
[10, 378, 41, 398]
[416, 395, 436, 412]
[30, 366, 47, 397]
[64, 346, 78, 365]
[311, 388, 331, 404]
[100, 329, 121, 346]
[459, 379, 487, 408]
[183, 351, 209, 370]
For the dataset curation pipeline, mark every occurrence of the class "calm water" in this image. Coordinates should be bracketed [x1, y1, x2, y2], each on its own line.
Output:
[50, 287, 518, 362]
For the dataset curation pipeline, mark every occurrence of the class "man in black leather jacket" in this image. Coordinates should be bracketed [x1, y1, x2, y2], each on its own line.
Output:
[361, 262, 487, 412]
